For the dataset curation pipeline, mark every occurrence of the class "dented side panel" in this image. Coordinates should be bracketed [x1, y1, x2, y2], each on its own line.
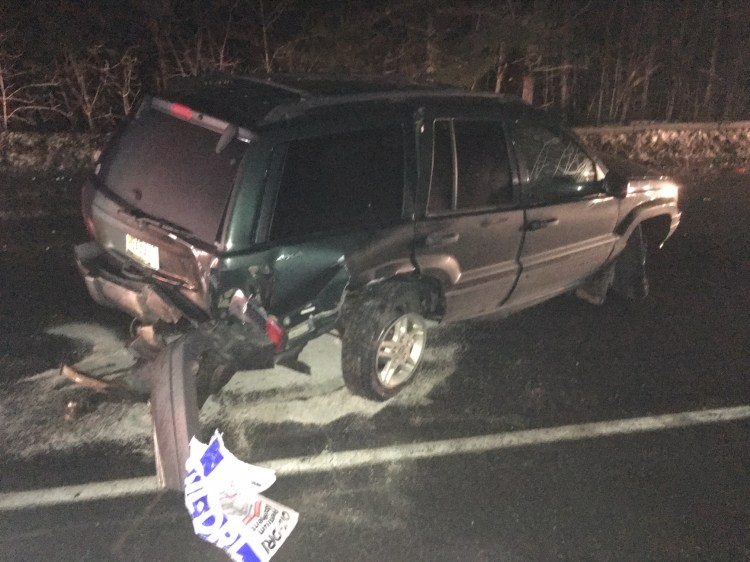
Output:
[213, 224, 417, 344]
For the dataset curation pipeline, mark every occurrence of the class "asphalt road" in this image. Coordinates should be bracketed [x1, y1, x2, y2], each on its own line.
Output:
[0, 171, 748, 561]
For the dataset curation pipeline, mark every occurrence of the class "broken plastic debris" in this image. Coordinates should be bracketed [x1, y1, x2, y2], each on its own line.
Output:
[63, 396, 100, 421]
[60, 364, 147, 402]
[61, 364, 110, 392]
[185, 431, 299, 562]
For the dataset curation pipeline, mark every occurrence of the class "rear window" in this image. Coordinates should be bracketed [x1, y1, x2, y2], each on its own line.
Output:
[270, 126, 405, 241]
[98, 105, 246, 243]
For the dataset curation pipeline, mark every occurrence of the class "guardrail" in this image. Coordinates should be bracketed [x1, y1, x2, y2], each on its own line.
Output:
[575, 121, 750, 135]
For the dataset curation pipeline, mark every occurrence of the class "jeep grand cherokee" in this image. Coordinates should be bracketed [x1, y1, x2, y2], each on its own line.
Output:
[75, 75, 681, 402]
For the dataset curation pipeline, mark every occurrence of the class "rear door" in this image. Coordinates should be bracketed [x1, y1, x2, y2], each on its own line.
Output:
[502, 113, 619, 308]
[227, 122, 418, 344]
[414, 117, 524, 322]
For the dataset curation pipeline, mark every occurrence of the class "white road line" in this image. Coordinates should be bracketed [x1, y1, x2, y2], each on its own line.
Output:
[264, 404, 750, 475]
[0, 476, 161, 512]
[1, 404, 749, 511]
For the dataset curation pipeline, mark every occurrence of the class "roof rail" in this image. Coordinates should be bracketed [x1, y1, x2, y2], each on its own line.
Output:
[261, 90, 518, 125]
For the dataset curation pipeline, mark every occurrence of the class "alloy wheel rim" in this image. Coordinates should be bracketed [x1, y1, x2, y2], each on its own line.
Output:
[375, 313, 426, 388]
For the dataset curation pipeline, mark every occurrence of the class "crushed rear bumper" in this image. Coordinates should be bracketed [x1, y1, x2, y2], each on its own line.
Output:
[74, 241, 203, 324]
[74, 241, 275, 371]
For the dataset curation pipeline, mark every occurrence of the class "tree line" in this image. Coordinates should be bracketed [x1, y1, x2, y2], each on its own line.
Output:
[0, 0, 743, 131]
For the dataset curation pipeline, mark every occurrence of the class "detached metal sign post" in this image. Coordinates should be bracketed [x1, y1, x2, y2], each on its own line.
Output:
[145, 332, 209, 491]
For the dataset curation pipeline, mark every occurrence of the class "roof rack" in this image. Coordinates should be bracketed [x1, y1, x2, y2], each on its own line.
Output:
[261, 90, 518, 125]
[161, 73, 520, 129]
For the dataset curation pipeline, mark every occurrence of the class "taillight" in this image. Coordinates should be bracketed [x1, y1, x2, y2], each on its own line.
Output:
[169, 103, 194, 120]
[81, 182, 96, 238]
[265, 316, 285, 352]
[83, 214, 97, 239]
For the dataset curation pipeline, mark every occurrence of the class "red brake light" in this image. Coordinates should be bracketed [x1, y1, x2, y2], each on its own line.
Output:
[169, 103, 194, 120]
[266, 316, 285, 352]
[81, 182, 96, 238]
[83, 215, 97, 238]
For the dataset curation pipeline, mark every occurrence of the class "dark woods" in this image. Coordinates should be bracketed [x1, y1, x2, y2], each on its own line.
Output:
[0, 0, 742, 131]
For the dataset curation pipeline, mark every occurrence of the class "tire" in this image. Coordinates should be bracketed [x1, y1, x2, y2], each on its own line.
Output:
[195, 351, 236, 408]
[341, 283, 428, 401]
[611, 223, 650, 300]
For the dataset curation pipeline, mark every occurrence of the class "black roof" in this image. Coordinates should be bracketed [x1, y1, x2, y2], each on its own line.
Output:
[162, 74, 518, 129]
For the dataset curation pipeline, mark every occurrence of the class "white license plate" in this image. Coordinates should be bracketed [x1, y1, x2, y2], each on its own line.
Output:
[125, 233, 160, 270]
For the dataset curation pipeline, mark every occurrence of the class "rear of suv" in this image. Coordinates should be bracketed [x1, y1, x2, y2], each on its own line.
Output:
[75, 74, 680, 403]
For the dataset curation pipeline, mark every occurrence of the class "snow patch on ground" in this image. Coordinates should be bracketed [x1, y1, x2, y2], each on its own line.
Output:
[48, 322, 127, 352]
[0, 322, 150, 460]
[0, 367, 152, 460]
[0, 132, 104, 173]
[201, 332, 459, 430]
[2, 324, 459, 461]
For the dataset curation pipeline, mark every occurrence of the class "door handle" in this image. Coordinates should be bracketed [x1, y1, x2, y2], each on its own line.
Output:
[524, 218, 559, 231]
[425, 231, 460, 247]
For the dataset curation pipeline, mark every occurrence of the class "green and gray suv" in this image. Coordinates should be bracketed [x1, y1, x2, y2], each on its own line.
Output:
[75, 75, 681, 403]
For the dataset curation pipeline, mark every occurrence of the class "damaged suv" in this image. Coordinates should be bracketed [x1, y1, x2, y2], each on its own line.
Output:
[75, 75, 681, 403]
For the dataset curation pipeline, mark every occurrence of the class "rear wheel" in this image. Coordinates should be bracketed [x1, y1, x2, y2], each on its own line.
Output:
[341, 284, 428, 401]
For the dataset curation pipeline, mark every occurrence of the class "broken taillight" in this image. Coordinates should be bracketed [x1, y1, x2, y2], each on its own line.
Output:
[169, 103, 194, 120]
[266, 316, 285, 352]
[83, 214, 97, 239]
[81, 182, 97, 238]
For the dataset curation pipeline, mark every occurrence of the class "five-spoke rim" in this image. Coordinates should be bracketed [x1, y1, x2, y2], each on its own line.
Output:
[375, 313, 426, 388]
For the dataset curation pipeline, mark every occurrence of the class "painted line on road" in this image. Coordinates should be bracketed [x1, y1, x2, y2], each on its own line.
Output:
[1, 404, 749, 511]
[264, 404, 750, 475]
[0, 476, 161, 512]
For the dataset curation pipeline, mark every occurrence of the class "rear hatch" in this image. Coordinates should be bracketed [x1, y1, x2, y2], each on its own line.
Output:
[95, 97, 250, 244]
[82, 97, 253, 309]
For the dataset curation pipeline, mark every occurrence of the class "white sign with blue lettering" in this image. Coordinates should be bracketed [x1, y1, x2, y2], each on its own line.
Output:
[185, 431, 299, 562]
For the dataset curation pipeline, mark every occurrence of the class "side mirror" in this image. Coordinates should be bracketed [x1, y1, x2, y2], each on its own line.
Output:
[602, 170, 628, 199]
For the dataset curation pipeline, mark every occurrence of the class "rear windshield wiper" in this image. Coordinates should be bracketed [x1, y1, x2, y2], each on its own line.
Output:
[118, 208, 195, 239]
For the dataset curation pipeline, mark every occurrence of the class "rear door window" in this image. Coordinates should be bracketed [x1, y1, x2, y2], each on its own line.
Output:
[270, 126, 405, 241]
[427, 120, 454, 214]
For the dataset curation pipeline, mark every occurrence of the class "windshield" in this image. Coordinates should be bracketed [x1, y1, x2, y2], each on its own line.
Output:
[97, 104, 246, 243]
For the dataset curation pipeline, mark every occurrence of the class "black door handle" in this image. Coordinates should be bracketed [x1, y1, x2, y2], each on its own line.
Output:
[524, 218, 559, 231]
[425, 231, 460, 247]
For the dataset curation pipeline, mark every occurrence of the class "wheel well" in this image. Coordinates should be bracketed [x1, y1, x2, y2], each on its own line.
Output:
[639, 215, 672, 252]
[344, 274, 445, 320]
[411, 274, 445, 319]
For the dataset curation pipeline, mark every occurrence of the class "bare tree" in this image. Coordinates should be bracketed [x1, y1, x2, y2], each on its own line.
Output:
[148, 3, 241, 88]
[58, 45, 144, 130]
[112, 49, 142, 117]
[0, 33, 66, 130]
[256, 0, 292, 73]
[59, 46, 111, 131]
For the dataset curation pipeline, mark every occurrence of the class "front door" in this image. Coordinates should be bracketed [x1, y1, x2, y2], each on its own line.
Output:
[414, 118, 524, 322]
[502, 114, 619, 309]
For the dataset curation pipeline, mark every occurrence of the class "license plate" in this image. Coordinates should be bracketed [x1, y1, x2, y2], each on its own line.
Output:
[125, 233, 160, 270]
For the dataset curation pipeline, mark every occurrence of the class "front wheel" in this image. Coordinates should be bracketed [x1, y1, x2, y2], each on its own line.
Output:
[341, 285, 428, 401]
[611, 223, 649, 300]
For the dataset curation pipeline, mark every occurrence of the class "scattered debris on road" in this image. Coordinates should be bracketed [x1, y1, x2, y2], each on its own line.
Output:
[60, 364, 110, 393]
[59, 364, 148, 421]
